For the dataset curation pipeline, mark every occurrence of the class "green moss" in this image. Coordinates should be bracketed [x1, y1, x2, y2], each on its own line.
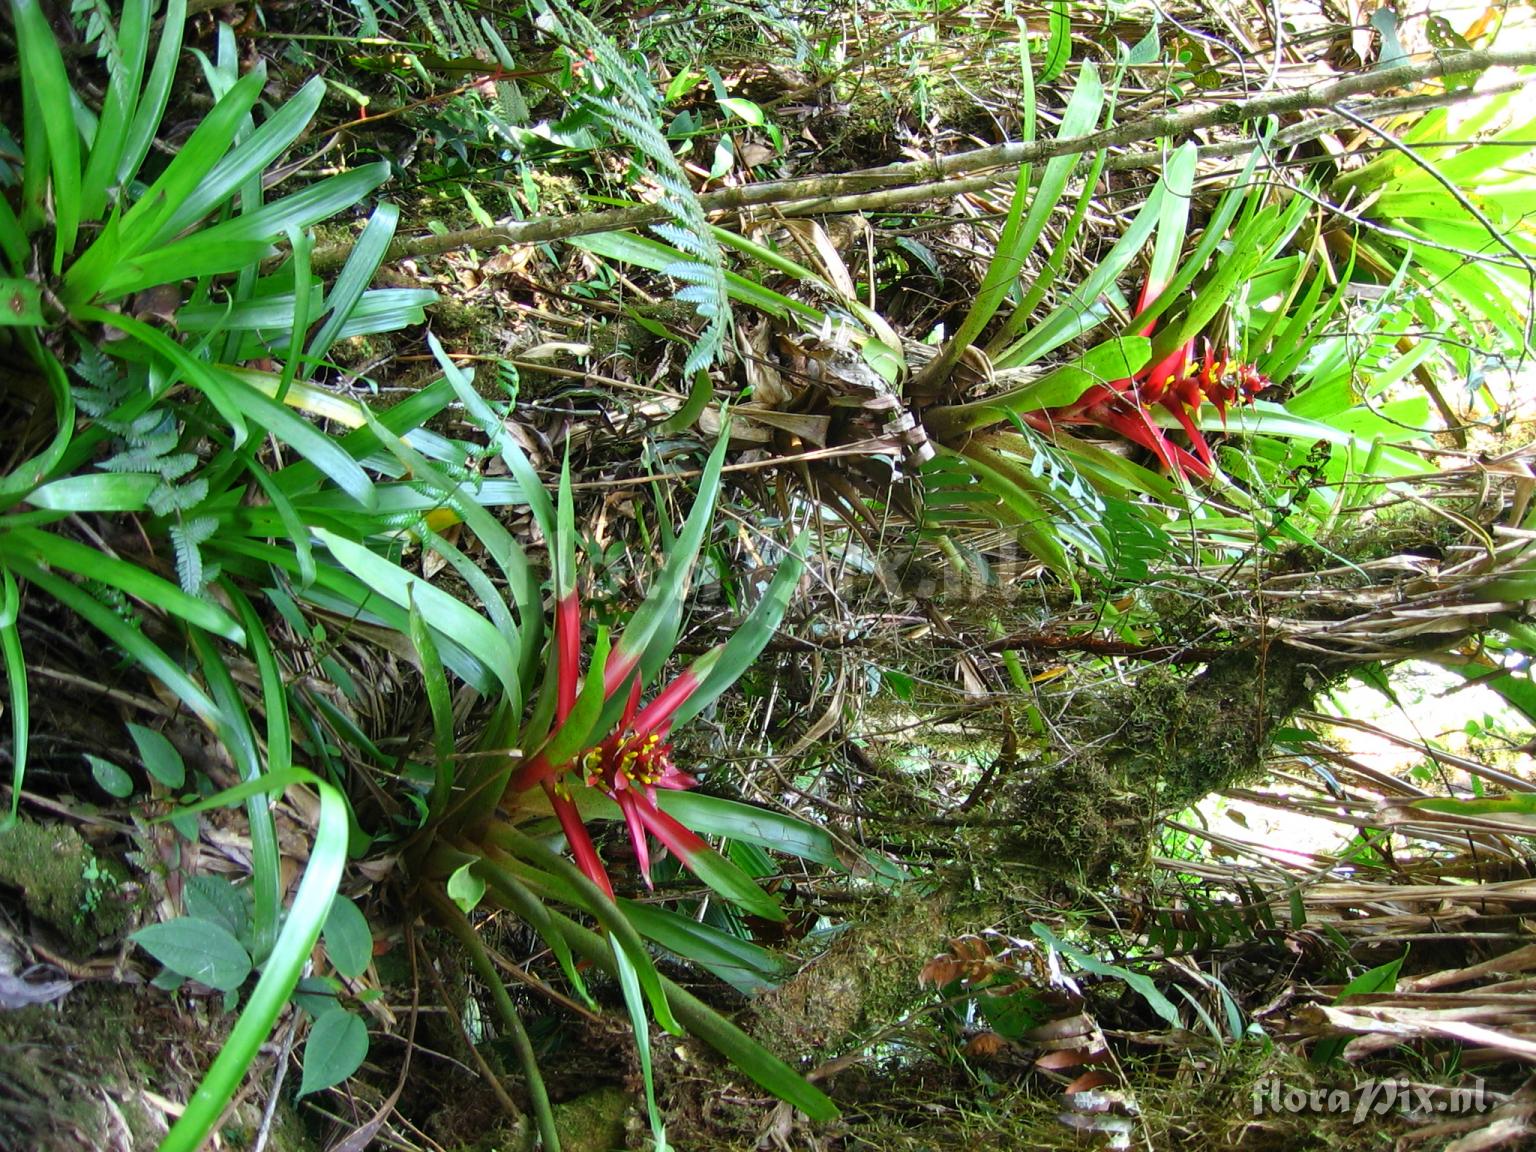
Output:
[996, 758, 1152, 879]
[749, 894, 949, 1062]
[995, 653, 1320, 883]
[0, 817, 129, 951]
[0, 985, 173, 1151]
[548, 1086, 631, 1152]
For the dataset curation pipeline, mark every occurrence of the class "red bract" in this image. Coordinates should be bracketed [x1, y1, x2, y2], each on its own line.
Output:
[508, 603, 722, 899]
[1027, 278, 1269, 480]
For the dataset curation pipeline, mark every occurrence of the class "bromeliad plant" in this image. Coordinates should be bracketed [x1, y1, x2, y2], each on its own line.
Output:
[299, 338, 839, 1148]
[498, 441, 806, 903]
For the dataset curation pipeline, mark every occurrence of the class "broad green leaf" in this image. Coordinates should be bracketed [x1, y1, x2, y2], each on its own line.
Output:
[1033, 923, 1180, 1029]
[129, 722, 186, 788]
[719, 96, 765, 125]
[1204, 404, 1428, 477]
[226, 375, 376, 507]
[277, 226, 313, 401]
[1120, 144, 1269, 338]
[447, 860, 487, 914]
[133, 918, 252, 991]
[96, 165, 389, 301]
[928, 337, 1150, 435]
[322, 895, 373, 979]
[680, 842, 786, 923]
[577, 231, 825, 324]
[997, 171, 1166, 367]
[479, 827, 682, 1036]
[429, 335, 550, 645]
[184, 875, 248, 942]
[1312, 952, 1405, 1064]
[655, 793, 842, 868]
[943, 446, 1072, 576]
[298, 1009, 369, 1097]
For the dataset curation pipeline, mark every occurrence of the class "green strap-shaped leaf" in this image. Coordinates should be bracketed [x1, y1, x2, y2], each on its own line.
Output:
[113, 67, 265, 250]
[0, 527, 244, 641]
[158, 776, 349, 1152]
[669, 533, 808, 729]
[316, 529, 520, 703]
[480, 828, 683, 1035]
[78, 0, 152, 220]
[916, 61, 1103, 393]
[0, 569, 26, 829]
[153, 76, 327, 247]
[11, 0, 81, 268]
[118, 0, 187, 193]
[540, 903, 839, 1120]
[604, 429, 731, 696]
[306, 203, 400, 368]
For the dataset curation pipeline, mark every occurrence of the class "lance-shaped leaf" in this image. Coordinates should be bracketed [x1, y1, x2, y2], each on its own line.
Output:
[602, 428, 730, 699]
[668, 533, 808, 730]
[12, 0, 81, 269]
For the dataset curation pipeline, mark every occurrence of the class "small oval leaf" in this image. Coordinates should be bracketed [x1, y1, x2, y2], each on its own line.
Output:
[127, 723, 186, 788]
[299, 1009, 369, 1097]
[322, 895, 372, 980]
[86, 754, 134, 798]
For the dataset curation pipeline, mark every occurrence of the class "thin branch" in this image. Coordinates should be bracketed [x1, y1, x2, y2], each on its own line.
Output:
[309, 46, 1536, 271]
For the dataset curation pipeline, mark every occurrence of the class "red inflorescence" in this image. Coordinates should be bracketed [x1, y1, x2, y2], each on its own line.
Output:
[1026, 280, 1270, 481]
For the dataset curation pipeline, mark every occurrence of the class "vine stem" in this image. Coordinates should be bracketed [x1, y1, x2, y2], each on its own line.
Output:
[308, 45, 1536, 271]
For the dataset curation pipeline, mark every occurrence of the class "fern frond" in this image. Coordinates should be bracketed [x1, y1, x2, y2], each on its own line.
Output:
[170, 515, 219, 595]
[534, 0, 731, 377]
